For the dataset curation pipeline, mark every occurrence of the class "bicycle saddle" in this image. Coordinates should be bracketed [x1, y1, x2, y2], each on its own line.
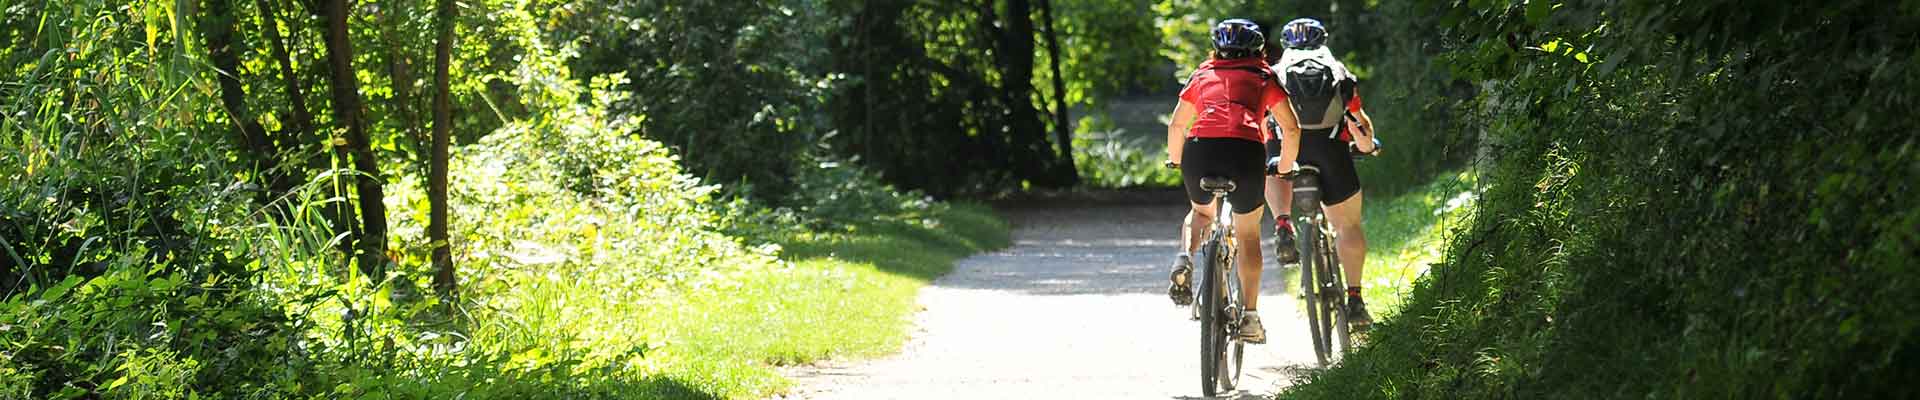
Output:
[1200, 176, 1236, 193]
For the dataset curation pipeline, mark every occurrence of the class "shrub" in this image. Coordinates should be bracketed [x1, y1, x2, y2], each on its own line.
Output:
[1283, 1, 1920, 398]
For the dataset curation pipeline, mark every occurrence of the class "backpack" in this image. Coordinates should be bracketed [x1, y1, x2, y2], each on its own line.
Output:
[1278, 51, 1355, 133]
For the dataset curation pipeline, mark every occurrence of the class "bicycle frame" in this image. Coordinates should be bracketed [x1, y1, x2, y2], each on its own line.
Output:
[1195, 185, 1246, 396]
[1202, 190, 1246, 334]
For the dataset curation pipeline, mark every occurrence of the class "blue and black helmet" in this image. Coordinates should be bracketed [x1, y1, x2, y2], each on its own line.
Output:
[1280, 18, 1328, 49]
[1211, 19, 1265, 55]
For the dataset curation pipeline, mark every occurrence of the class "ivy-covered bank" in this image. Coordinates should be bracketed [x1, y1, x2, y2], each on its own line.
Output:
[1282, 1, 1919, 399]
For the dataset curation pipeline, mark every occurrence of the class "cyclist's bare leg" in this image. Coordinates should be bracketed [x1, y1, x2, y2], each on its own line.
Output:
[1232, 207, 1265, 310]
[1264, 175, 1292, 221]
[1324, 191, 1367, 288]
[1184, 201, 1216, 254]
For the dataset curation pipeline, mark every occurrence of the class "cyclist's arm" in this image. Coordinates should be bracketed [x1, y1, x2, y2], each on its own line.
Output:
[1350, 108, 1377, 153]
[1267, 100, 1302, 171]
[1166, 99, 1198, 164]
[1345, 84, 1378, 154]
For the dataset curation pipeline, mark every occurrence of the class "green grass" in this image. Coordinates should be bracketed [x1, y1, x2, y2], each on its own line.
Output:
[637, 203, 1010, 398]
[1278, 170, 1476, 318]
[1265, 170, 1482, 400]
[1350, 170, 1477, 315]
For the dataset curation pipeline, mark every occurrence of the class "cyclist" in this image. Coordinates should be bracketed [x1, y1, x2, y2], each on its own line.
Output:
[1166, 18, 1303, 344]
[1264, 17, 1380, 332]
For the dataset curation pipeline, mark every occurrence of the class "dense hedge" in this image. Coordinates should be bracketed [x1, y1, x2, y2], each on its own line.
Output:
[0, 1, 955, 396]
[1284, 1, 1919, 398]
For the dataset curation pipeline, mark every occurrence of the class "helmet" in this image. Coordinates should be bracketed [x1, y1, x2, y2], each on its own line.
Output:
[1280, 18, 1328, 49]
[1211, 19, 1265, 56]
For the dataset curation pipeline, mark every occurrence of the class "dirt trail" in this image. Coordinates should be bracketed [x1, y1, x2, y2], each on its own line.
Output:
[782, 203, 1319, 399]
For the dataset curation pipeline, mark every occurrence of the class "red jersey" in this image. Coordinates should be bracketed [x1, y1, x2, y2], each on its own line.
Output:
[1178, 58, 1288, 143]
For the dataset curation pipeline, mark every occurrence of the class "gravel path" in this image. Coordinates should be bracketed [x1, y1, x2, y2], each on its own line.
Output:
[781, 203, 1318, 399]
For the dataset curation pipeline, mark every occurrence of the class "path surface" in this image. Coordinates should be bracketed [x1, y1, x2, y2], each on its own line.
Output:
[782, 203, 1318, 399]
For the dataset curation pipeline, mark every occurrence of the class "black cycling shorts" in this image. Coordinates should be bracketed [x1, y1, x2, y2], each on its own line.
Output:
[1181, 137, 1266, 215]
[1277, 129, 1362, 205]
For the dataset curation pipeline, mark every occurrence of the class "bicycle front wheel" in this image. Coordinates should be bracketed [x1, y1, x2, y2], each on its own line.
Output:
[1298, 220, 1333, 366]
[1325, 229, 1351, 354]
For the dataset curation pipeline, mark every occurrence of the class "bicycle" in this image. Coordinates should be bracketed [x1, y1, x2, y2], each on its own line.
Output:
[1281, 137, 1380, 366]
[1286, 165, 1350, 366]
[1167, 162, 1249, 397]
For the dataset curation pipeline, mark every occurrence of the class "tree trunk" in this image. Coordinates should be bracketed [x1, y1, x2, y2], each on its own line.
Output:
[859, 8, 876, 166]
[428, 0, 456, 297]
[321, 0, 389, 279]
[981, 0, 1062, 187]
[1037, 0, 1078, 186]
[201, 0, 278, 183]
[254, 0, 313, 199]
[257, 0, 313, 148]
[265, 0, 356, 259]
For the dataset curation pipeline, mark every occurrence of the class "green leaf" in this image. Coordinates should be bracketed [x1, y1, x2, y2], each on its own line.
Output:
[40, 276, 83, 303]
[1526, 0, 1553, 26]
[53, 386, 86, 399]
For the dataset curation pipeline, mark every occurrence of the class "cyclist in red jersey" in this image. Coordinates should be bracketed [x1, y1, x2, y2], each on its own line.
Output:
[1165, 19, 1302, 344]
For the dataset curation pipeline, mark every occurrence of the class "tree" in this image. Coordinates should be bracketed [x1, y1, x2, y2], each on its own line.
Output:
[320, 0, 390, 278]
[1037, 0, 1077, 186]
[980, 0, 1072, 187]
[378, 1, 428, 173]
[254, 0, 318, 196]
[201, 0, 280, 195]
[428, 0, 456, 296]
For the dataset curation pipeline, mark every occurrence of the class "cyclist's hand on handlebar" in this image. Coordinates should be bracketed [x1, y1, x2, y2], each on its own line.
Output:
[1349, 137, 1382, 158]
[1268, 158, 1303, 178]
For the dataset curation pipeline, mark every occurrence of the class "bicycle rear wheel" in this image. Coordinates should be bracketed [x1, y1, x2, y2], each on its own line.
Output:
[1197, 239, 1225, 397]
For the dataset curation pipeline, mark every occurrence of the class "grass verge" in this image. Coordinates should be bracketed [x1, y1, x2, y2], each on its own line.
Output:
[1277, 169, 1476, 319]
[1349, 170, 1477, 315]
[647, 203, 1010, 398]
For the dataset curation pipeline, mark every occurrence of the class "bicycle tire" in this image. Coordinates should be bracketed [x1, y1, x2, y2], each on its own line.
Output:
[1325, 230, 1351, 354]
[1298, 220, 1332, 366]
[1197, 238, 1224, 397]
[1221, 249, 1244, 391]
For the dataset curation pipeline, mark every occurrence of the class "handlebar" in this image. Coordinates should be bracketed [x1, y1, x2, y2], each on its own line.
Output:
[1266, 137, 1381, 177]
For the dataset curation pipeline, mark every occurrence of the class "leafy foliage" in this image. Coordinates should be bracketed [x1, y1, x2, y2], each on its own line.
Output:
[554, 0, 1156, 198]
[1, 0, 1012, 398]
[556, 0, 831, 200]
[1072, 129, 1181, 188]
[1284, 1, 1920, 398]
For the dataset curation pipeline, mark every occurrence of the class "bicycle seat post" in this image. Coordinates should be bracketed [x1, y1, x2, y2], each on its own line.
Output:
[1200, 175, 1237, 230]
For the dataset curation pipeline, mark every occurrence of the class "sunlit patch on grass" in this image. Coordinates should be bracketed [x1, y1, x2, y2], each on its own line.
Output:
[1358, 170, 1477, 315]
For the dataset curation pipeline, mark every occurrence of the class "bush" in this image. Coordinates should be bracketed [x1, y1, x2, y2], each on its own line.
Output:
[1283, 1, 1920, 398]
[557, 0, 832, 200]
[1073, 128, 1181, 189]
